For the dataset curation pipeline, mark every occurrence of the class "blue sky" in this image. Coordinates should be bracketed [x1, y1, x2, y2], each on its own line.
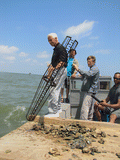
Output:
[0, 0, 120, 77]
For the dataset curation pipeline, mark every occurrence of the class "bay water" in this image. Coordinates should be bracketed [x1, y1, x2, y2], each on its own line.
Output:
[0, 72, 48, 138]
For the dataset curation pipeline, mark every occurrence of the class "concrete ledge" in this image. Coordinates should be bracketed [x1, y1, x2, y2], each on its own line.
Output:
[0, 117, 120, 160]
[34, 116, 120, 130]
[59, 103, 71, 119]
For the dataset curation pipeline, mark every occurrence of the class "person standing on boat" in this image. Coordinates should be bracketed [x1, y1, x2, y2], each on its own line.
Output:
[94, 72, 120, 123]
[45, 33, 68, 118]
[73, 56, 100, 120]
[61, 49, 79, 103]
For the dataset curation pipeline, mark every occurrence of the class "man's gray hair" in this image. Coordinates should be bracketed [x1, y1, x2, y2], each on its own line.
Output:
[47, 33, 58, 39]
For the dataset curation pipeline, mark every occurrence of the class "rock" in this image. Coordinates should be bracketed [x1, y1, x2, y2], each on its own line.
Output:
[85, 132, 91, 137]
[113, 135, 118, 137]
[92, 139, 96, 142]
[85, 138, 92, 145]
[98, 138, 105, 144]
[102, 150, 107, 153]
[51, 132, 56, 136]
[82, 147, 90, 153]
[116, 153, 120, 158]
[90, 127, 96, 132]
[49, 148, 60, 156]
[73, 133, 80, 139]
[72, 153, 78, 158]
[90, 147, 98, 153]
[61, 147, 70, 152]
[5, 150, 11, 153]
[32, 124, 40, 131]
[44, 128, 50, 134]
[91, 132, 98, 138]
[35, 132, 40, 135]
[101, 131, 106, 138]
[32, 124, 43, 131]
[90, 152, 94, 155]
[72, 137, 87, 149]
[64, 137, 73, 141]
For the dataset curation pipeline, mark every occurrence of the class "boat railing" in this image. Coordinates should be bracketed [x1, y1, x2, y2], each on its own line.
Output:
[69, 76, 112, 119]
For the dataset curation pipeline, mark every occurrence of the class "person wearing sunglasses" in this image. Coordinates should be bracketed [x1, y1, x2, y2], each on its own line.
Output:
[94, 72, 120, 123]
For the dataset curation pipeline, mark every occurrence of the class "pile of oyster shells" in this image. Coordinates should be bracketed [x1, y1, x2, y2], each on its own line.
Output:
[32, 122, 107, 155]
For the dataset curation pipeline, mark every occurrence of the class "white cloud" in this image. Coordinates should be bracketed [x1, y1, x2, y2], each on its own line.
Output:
[25, 58, 31, 62]
[0, 45, 19, 54]
[19, 52, 28, 57]
[5, 56, 16, 61]
[37, 51, 51, 58]
[64, 20, 95, 38]
[40, 63, 44, 66]
[89, 36, 99, 40]
[32, 59, 38, 63]
[80, 43, 93, 48]
[24, 58, 39, 65]
[94, 49, 110, 54]
[0, 61, 6, 65]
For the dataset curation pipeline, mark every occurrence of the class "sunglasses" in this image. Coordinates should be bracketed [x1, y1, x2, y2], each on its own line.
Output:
[113, 77, 120, 80]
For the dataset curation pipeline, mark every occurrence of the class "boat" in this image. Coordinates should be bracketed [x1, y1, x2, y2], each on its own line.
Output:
[60, 76, 120, 123]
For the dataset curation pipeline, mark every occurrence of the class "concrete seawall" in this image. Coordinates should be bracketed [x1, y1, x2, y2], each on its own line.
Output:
[0, 116, 120, 160]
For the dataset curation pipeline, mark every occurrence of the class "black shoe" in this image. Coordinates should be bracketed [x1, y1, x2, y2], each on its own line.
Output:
[66, 98, 69, 103]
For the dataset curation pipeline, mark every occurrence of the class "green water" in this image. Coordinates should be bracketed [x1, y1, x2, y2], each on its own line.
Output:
[0, 72, 48, 137]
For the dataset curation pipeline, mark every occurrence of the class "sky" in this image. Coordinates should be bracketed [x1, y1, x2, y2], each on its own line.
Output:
[0, 0, 120, 78]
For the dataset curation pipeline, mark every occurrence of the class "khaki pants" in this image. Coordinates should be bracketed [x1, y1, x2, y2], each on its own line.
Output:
[80, 92, 95, 120]
[48, 67, 67, 114]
